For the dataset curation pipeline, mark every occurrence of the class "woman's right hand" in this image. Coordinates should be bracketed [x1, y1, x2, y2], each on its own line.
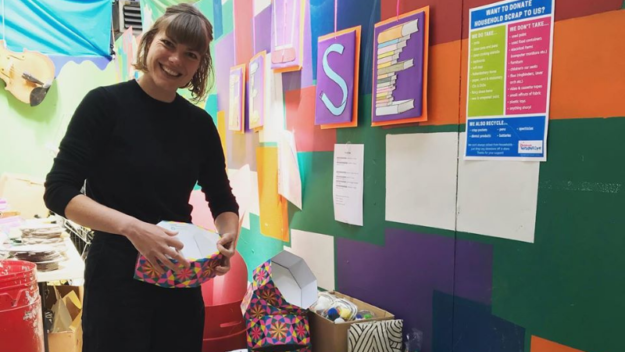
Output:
[123, 220, 190, 276]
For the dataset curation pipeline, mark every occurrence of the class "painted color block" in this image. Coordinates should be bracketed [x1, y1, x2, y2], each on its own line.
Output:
[531, 336, 585, 352]
[237, 214, 285, 281]
[337, 0, 380, 96]
[285, 87, 336, 152]
[285, 229, 335, 291]
[190, 190, 216, 232]
[382, 0, 462, 46]
[253, 0, 271, 16]
[215, 33, 235, 118]
[419, 41, 462, 126]
[337, 228, 493, 352]
[310, 0, 335, 81]
[222, 0, 234, 36]
[217, 111, 227, 158]
[457, 133, 539, 243]
[213, 0, 224, 39]
[234, 0, 254, 65]
[433, 291, 525, 352]
[0, 60, 117, 177]
[549, 10, 625, 120]
[253, 3, 273, 54]
[454, 239, 494, 305]
[385, 132, 458, 230]
[196, 0, 215, 24]
[281, 0, 314, 90]
[491, 119, 625, 352]
[256, 147, 289, 241]
[205, 94, 219, 124]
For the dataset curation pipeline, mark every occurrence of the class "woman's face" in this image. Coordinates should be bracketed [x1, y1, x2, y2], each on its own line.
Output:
[144, 29, 202, 94]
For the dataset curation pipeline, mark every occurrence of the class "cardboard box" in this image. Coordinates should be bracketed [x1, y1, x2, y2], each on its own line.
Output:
[309, 291, 395, 352]
[134, 221, 224, 288]
[0, 173, 48, 219]
[241, 251, 317, 351]
[45, 285, 83, 352]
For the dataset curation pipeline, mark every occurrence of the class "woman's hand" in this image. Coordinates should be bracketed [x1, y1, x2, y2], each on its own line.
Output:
[215, 232, 237, 276]
[123, 220, 190, 276]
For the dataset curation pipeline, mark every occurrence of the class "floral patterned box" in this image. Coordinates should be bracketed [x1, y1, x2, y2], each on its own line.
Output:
[241, 251, 317, 351]
[133, 221, 224, 288]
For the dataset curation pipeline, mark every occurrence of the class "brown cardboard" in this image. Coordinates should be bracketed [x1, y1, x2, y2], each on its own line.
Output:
[48, 323, 83, 352]
[309, 291, 394, 352]
[45, 285, 83, 352]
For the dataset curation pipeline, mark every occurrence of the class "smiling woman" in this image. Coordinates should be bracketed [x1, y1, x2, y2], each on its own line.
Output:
[134, 3, 214, 102]
[43, 3, 241, 352]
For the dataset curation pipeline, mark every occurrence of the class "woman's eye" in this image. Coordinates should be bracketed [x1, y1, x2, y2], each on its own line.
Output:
[188, 53, 199, 59]
[162, 40, 173, 47]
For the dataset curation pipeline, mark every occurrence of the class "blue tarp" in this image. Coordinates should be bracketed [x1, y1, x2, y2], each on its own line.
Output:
[1, 0, 112, 57]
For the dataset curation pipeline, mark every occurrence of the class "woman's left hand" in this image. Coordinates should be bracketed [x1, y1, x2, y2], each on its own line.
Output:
[216, 232, 237, 275]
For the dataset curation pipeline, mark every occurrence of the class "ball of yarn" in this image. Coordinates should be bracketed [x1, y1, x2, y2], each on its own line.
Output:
[335, 317, 345, 323]
[327, 307, 340, 321]
[339, 308, 351, 320]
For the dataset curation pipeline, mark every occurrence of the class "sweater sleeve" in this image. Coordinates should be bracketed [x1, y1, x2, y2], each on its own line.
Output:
[197, 115, 239, 220]
[44, 88, 113, 218]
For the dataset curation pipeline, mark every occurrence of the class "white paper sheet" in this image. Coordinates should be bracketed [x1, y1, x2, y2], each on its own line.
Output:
[385, 133, 458, 230]
[278, 130, 303, 209]
[259, 70, 285, 143]
[457, 133, 539, 243]
[332, 144, 364, 226]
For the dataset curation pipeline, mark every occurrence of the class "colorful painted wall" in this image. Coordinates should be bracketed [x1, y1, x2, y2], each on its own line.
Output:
[0, 0, 115, 177]
[196, 1, 625, 352]
[1, 1, 624, 352]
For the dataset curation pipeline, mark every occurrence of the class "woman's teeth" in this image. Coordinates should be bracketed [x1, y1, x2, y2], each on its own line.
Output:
[161, 64, 181, 77]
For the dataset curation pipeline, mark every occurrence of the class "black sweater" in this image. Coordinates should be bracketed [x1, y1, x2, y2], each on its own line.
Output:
[44, 80, 238, 229]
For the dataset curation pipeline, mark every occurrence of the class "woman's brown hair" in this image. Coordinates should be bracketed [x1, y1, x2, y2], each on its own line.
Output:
[134, 4, 214, 102]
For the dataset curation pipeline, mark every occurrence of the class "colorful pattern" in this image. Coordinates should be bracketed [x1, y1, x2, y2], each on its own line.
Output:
[133, 253, 223, 288]
[253, 259, 273, 287]
[242, 259, 311, 351]
[246, 313, 310, 350]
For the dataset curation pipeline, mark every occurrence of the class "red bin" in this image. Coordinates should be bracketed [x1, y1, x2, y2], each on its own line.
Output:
[201, 251, 248, 352]
[0, 260, 43, 352]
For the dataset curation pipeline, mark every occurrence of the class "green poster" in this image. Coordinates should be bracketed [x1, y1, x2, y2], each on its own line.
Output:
[467, 26, 506, 117]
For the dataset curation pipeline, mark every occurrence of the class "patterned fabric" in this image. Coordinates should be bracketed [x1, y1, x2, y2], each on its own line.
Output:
[133, 221, 224, 288]
[134, 254, 223, 288]
[242, 259, 311, 351]
[253, 260, 273, 287]
[347, 320, 404, 352]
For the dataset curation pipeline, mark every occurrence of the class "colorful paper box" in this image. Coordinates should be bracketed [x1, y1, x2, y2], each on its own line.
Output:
[133, 221, 224, 288]
[241, 251, 317, 351]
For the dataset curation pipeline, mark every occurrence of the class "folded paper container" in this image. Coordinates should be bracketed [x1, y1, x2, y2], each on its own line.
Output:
[241, 251, 317, 351]
[134, 221, 224, 288]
